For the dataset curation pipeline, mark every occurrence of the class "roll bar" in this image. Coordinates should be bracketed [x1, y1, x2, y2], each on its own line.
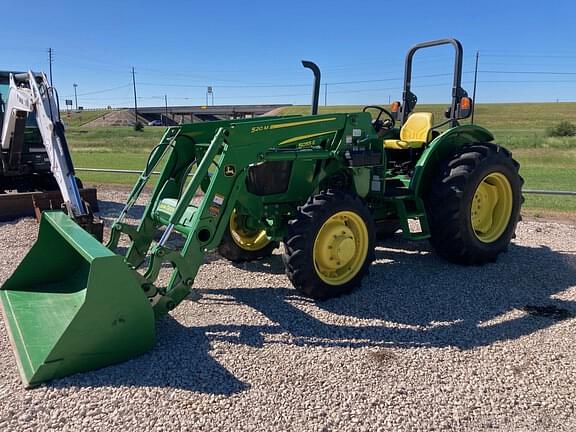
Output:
[400, 38, 469, 127]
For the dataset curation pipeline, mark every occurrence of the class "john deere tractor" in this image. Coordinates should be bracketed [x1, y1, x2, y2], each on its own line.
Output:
[0, 39, 522, 387]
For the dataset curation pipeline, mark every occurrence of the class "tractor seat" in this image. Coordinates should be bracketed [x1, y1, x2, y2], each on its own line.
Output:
[384, 112, 434, 150]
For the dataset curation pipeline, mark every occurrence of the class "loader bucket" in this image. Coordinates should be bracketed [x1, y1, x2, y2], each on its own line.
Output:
[0, 211, 155, 387]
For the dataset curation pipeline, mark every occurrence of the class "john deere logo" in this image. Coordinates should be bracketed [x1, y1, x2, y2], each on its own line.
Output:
[224, 165, 236, 176]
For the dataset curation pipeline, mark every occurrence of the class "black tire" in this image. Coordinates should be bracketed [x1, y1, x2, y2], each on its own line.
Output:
[424, 143, 523, 265]
[282, 189, 376, 300]
[217, 212, 278, 262]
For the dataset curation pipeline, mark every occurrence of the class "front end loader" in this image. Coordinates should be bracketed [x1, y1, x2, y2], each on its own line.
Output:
[0, 39, 523, 387]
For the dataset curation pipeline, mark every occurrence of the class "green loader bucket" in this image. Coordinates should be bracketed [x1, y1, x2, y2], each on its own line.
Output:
[0, 211, 155, 387]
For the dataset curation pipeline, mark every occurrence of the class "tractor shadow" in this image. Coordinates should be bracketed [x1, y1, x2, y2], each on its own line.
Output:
[227, 251, 287, 275]
[48, 234, 575, 394]
[194, 235, 576, 352]
[319, 238, 576, 349]
[50, 316, 250, 395]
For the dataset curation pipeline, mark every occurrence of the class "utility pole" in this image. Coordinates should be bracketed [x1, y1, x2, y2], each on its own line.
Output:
[48, 48, 54, 86]
[324, 83, 328, 106]
[164, 94, 168, 125]
[471, 50, 479, 124]
[73, 83, 78, 110]
[132, 67, 138, 125]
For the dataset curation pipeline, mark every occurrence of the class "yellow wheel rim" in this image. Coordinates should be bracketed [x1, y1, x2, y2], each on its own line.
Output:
[229, 210, 271, 251]
[313, 211, 369, 285]
[471, 172, 513, 243]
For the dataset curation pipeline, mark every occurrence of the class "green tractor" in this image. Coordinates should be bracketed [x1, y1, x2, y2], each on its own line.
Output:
[0, 39, 522, 387]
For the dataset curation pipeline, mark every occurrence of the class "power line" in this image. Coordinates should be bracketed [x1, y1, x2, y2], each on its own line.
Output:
[480, 70, 576, 75]
[53, 49, 455, 76]
[51, 48, 576, 107]
[137, 72, 464, 90]
[69, 72, 575, 100]
[482, 53, 576, 59]
[69, 76, 576, 102]
[63, 83, 132, 98]
[479, 79, 576, 83]
[194, 82, 457, 101]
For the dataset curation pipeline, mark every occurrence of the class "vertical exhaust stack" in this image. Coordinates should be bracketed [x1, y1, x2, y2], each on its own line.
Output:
[302, 61, 321, 115]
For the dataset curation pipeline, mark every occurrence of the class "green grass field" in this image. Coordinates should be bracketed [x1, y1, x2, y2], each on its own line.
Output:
[69, 127, 164, 185]
[67, 127, 165, 152]
[67, 103, 576, 214]
[280, 102, 576, 130]
[512, 148, 575, 212]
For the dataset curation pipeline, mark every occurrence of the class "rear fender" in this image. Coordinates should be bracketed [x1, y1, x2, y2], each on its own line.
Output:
[410, 125, 494, 197]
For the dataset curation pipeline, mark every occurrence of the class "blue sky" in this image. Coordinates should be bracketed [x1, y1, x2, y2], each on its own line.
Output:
[1, 0, 575, 108]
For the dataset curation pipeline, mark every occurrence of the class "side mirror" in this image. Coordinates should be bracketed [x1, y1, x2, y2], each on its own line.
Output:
[457, 96, 473, 119]
[390, 101, 401, 120]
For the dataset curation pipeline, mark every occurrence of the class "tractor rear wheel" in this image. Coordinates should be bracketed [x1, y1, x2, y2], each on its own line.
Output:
[283, 189, 376, 300]
[425, 143, 523, 265]
[217, 209, 278, 262]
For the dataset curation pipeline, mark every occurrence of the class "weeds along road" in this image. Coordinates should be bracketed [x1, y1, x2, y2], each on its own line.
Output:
[0, 187, 575, 431]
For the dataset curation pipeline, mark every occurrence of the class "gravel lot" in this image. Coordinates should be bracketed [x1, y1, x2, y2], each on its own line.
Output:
[0, 188, 575, 431]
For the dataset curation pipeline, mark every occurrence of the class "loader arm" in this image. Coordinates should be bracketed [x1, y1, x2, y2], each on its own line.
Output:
[0, 71, 86, 217]
[109, 114, 349, 315]
[1, 112, 359, 386]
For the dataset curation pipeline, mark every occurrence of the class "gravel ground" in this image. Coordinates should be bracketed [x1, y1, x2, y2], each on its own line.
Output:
[0, 188, 575, 431]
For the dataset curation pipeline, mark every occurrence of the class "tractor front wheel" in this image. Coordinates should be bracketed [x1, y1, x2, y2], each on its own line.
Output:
[283, 190, 376, 300]
[217, 209, 278, 262]
[425, 143, 523, 265]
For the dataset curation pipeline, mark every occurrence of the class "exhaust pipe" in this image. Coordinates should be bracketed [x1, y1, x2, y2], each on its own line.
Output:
[301, 60, 321, 115]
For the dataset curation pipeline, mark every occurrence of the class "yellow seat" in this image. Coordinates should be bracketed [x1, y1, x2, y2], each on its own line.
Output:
[384, 112, 434, 150]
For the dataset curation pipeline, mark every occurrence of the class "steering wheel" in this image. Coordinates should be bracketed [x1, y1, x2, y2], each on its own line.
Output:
[363, 105, 395, 133]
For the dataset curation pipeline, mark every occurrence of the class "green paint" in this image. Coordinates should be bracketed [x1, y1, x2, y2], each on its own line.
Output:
[1, 212, 154, 387]
[352, 168, 371, 197]
[410, 125, 494, 196]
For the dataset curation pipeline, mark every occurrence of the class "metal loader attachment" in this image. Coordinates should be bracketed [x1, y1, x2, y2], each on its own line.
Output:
[1, 107, 352, 386]
[0, 211, 154, 387]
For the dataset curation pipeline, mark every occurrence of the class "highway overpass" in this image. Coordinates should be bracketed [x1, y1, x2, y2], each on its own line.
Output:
[133, 104, 291, 124]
